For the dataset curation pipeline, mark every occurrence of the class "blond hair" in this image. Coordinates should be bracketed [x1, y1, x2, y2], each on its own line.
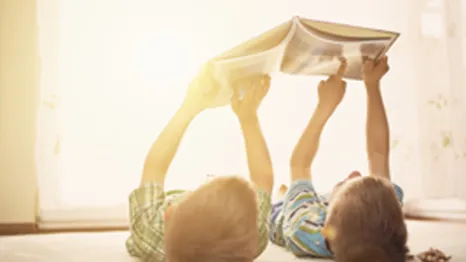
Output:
[164, 176, 259, 262]
[325, 176, 408, 262]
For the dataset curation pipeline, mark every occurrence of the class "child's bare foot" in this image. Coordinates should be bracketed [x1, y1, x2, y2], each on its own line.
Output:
[279, 184, 288, 197]
[273, 184, 289, 201]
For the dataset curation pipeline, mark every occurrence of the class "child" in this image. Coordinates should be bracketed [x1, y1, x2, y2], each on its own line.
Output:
[270, 57, 408, 262]
[125, 65, 274, 262]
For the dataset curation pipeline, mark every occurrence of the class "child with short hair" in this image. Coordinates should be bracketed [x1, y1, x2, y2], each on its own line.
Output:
[125, 65, 275, 262]
[270, 57, 408, 262]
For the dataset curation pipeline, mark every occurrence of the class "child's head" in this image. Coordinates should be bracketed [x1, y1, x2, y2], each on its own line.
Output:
[325, 176, 408, 262]
[164, 176, 259, 262]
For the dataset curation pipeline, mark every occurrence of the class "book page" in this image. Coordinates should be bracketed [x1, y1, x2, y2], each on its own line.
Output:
[300, 18, 399, 40]
[207, 20, 297, 107]
[280, 18, 397, 80]
[214, 20, 293, 60]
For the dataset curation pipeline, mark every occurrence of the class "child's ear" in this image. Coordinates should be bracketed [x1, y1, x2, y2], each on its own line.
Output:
[164, 204, 175, 221]
[322, 225, 337, 240]
[348, 171, 362, 179]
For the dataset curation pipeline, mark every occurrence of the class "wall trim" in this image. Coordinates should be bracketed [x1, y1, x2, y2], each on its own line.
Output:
[404, 198, 466, 223]
[0, 214, 464, 236]
[0, 223, 37, 236]
[3, 197, 466, 236]
[0, 223, 128, 236]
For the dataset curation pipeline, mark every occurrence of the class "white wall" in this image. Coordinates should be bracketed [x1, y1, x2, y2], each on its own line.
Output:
[0, 0, 38, 223]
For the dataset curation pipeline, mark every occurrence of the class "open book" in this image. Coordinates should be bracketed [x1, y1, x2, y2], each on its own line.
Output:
[204, 16, 400, 107]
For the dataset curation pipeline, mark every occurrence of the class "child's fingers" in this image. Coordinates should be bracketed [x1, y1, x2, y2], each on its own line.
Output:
[363, 59, 375, 72]
[258, 75, 271, 97]
[375, 56, 390, 73]
[242, 80, 256, 103]
[335, 57, 347, 79]
[231, 91, 242, 110]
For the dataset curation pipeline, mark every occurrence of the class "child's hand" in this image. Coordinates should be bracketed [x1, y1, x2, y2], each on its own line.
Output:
[231, 74, 271, 121]
[317, 58, 347, 112]
[363, 56, 390, 87]
[182, 63, 220, 114]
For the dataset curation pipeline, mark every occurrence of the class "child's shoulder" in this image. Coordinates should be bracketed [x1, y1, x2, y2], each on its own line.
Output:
[255, 187, 272, 200]
[165, 189, 188, 205]
[255, 187, 272, 211]
[392, 183, 404, 202]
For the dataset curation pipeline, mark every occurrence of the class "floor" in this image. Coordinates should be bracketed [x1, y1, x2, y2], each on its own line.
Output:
[0, 221, 465, 262]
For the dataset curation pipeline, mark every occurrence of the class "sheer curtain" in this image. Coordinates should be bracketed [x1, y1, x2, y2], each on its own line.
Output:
[402, 0, 466, 219]
[36, 0, 465, 228]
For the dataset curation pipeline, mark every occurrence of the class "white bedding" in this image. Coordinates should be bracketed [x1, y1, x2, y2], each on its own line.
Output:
[0, 221, 465, 262]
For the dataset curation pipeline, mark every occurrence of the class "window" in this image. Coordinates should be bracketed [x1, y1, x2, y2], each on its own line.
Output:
[36, 0, 465, 227]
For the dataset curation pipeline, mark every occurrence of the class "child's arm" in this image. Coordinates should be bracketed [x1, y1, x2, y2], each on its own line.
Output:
[232, 75, 274, 194]
[290, 105, 335, 181]
[141, 105, 199, 185]
[290, 60, 347, 181]
[239, 116, 273, 193]
[140, 64, 220, 186]
[363, 56, 391, 180]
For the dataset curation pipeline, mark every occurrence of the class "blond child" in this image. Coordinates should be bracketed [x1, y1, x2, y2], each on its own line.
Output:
[125, 66, 274, 262]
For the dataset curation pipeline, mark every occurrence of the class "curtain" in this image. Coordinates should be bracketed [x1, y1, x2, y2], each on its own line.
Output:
[402, 0, 466, 219]
[36, 0, 465, 228]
